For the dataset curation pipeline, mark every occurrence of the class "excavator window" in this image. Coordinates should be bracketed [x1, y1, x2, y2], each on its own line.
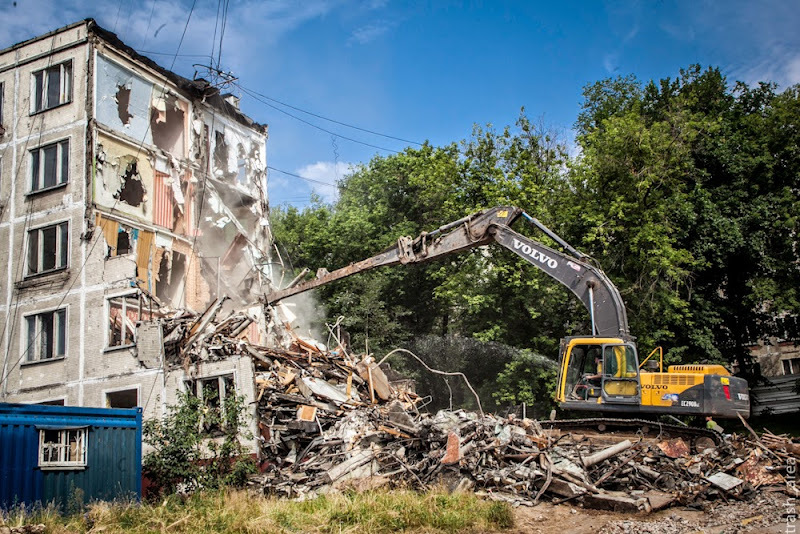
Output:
[564, 344, 604, 401]
[602, 344, 639, 397]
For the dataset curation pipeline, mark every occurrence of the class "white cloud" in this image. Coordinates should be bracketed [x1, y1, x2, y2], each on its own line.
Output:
[296, 161, 353, 203]
[602, 53, 619, 74]
[0, 0, 342, 78]
[727, 45, 800, 89]
[348, 21, 390, 45]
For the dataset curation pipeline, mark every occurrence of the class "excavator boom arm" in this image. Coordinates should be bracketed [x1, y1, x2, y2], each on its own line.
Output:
[266, 206, 630, 338]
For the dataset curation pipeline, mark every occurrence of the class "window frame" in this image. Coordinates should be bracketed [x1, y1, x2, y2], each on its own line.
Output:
[23, 307, 68, 364]
[783, 358, 800, 375]
[184, 373, 236, 436]
[31, 60, 73, 114]
[38, 427, 87, 470]
[104, 385, 140, 408]
[105, 293, 145, 350]
[29, 139, 69, 194]
[26, 220, 70, 277]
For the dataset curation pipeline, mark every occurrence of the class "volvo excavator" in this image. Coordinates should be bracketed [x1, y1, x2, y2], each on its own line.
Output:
[265, 206, 750, 444]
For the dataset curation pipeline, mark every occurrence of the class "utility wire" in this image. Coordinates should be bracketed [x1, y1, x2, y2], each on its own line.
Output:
[237, 84, 400, 154]
[267, 165, 339, 188]
[135, 50, 213, 59]
[237, 83, 424, 146]
[140, 0, 159, 50]
[216, 0, 230, 72]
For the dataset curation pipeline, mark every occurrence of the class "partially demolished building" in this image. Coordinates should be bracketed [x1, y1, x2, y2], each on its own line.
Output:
[0, 20, 271, 444]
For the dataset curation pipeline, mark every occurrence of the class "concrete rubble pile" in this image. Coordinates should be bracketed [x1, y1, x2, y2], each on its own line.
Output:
[163, 301, 799, 513]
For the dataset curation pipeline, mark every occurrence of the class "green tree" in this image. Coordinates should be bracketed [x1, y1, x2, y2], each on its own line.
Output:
[143, 390, 255, 497]
[570, 66, 800, 373]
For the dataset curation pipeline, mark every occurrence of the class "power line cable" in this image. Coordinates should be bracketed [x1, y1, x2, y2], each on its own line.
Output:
[135, 50, 213, 59]
[140, 0, 159, 50]
[237, 84, 400, 154]
[216, 0, 230, 72]
[267, 165, 339, 188]
[235, 83, 424, 146]
[210, 0, 223, 77]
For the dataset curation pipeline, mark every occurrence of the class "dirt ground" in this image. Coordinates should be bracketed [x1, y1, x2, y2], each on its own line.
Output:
[510, 491, 797, 534]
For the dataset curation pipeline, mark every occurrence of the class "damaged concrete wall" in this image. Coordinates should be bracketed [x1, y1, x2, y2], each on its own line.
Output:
[96, 54, 153, 143]
[94, 134, 153, 222]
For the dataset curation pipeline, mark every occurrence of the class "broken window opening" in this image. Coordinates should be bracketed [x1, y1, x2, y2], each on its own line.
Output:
[155, 250, 186, 306]
[107, 293, 151, 349]
[150, 96, 185, 155]
[237, 157, 247, 186]
[106, 388, 138, 408]
[113, 161, 146, 207]
[37, 399, 66, 406]
[115, 85, 133, 125]
[116, 226, 133, 255]
[213, 130, 229, 177]
[185, 374, 235, 436]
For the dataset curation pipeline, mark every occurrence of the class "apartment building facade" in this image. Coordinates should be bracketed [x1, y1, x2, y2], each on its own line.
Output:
[0, 20, 271, 441]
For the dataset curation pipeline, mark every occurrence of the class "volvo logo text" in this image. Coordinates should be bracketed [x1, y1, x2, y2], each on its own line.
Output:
[512, 238, 558, 269]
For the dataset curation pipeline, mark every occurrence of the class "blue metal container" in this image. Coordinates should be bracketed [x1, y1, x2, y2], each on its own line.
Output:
[0, 403, 142, 509]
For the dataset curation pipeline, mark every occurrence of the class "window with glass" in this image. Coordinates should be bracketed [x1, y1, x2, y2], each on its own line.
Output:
[32, 61, 72, 112]
[38, 428, 86, 469]
[30, 140, 69, 192]
[27, 221, 69, 275]
[602, 344, 640, 397]
[25, 308, 67, 362]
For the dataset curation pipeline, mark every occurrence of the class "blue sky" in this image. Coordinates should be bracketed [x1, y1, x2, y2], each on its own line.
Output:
[2, 1, 799, 207]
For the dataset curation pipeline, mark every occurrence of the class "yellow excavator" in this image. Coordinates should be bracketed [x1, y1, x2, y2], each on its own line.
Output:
[266, 206, 750, 425]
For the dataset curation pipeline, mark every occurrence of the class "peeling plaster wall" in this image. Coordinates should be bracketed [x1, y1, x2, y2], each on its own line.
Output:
[94, 134, 154, 223]
[207, 116, 267, 201]
[201, 113, 271, 301]
[95, 54, 153, 143]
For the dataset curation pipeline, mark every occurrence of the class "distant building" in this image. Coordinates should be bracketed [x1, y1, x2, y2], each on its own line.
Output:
[0, 20, 272, 449]
[748, 317, 800, 415]
[749, 316, 800, 377]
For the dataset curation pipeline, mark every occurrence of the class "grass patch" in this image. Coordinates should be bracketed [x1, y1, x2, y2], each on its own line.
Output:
[0, 488, 514, 533]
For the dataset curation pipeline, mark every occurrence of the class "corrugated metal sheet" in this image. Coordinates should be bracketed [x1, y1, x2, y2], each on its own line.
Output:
[0, 421, 43, 509]
[0, 403, 141, 509]
[153, 170, 174, 230]
[751, 374, 800, 415]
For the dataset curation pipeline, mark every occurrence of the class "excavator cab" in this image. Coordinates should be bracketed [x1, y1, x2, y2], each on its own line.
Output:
[557, 337, 641, 410]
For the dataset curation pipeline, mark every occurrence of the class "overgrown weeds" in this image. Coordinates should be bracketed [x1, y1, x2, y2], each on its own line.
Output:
[0, 488, 513, 533]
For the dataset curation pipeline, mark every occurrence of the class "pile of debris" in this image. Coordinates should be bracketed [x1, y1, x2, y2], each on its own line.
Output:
[250, 398, 796, 513]
[161, 299, 798, 513]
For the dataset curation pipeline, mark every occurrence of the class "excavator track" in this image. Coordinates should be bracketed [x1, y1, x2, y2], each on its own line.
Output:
[542, 418, 722, 450]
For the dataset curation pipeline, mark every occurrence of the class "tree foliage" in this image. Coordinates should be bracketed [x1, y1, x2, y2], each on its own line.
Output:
[571, 66, 799, 375]
[143, 390, 255, 497]
[271, 66, 799, 409]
